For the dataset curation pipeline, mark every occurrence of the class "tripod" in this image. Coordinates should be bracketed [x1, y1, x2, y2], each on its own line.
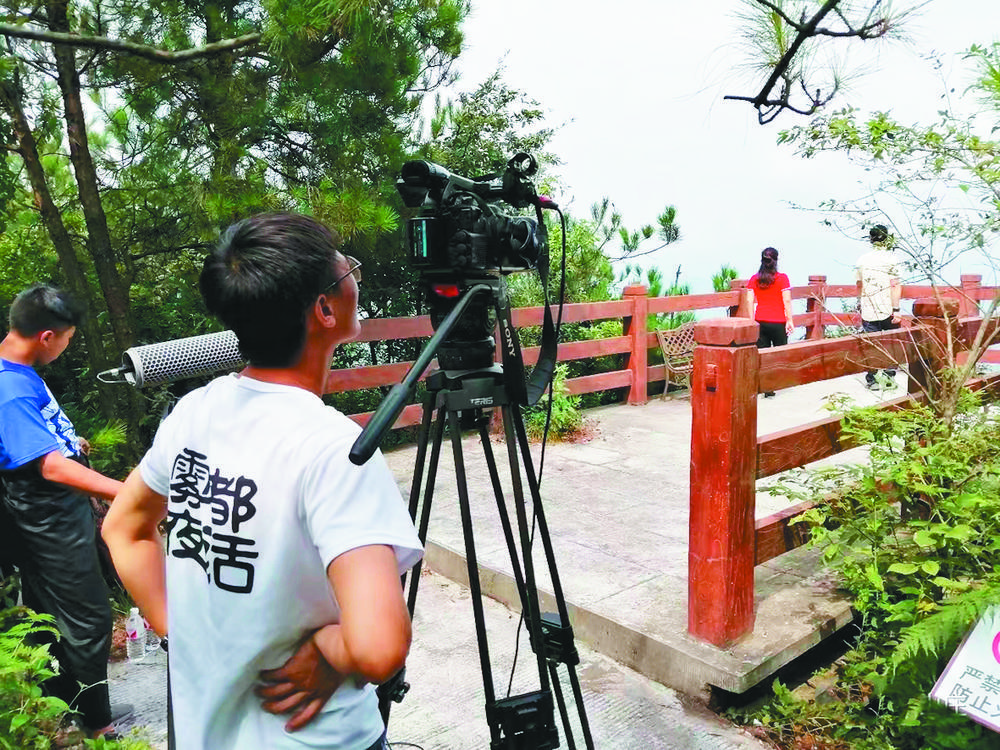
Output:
[380, 363, 595, 749]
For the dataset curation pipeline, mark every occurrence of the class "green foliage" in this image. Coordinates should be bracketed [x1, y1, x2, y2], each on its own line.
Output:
[0, 585, 156, 749]
[620, 263, 695, 331]
[0, 602, 68, 748]
[711, 264, 738, 293]
[735, 391, 1000, 748]
[85, 421, 130, 477]
[416, 68, 559, 181]
[523, 364, 582, 441]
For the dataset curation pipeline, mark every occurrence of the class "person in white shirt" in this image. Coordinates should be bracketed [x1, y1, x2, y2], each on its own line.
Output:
[103, 212, 422, 750]
[856, 224, 902, 388]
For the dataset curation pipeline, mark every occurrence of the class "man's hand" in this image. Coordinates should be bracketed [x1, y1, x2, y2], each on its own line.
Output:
[256, 632, 345, 731]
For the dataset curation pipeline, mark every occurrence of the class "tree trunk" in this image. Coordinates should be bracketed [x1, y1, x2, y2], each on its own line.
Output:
[48, 0, 134, 352]
[48, 0, 145, 458]
[0, 73, 117, 418]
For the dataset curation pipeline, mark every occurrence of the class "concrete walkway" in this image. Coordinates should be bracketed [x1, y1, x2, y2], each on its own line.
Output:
[107, 570, 773, 749]
[381, 371, 905, 699]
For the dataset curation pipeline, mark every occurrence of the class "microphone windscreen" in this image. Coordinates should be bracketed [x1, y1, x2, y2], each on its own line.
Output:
[122, 330, 244, 388]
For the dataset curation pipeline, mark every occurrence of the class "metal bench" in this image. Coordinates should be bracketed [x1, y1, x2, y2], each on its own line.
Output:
[655, 321, 697, 397]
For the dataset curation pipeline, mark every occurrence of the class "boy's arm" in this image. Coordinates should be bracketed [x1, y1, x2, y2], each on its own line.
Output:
[257, 544, 410, 731]
[102, 467, 168, 634]
[38, 450, 123, 501]
[314, 544, 411, 683]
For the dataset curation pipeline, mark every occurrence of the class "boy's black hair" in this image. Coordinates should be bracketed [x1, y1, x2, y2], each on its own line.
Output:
[9, 285, 86, 336]
[200, 212, 343, 368]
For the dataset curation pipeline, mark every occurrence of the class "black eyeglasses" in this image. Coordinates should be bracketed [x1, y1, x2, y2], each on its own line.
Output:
[322, 255, 362, 295]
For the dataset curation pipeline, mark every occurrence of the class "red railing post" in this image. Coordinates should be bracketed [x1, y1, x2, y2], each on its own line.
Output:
[688, 318, 759, 646]
[960, 274, 983, 318]
[804, 275, 827, 340]
[623, 285, 649, 405]
[728, 278, 750, 317]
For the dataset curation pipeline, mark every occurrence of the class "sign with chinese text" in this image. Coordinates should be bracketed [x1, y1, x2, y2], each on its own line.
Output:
[930, 607, 1000, 733]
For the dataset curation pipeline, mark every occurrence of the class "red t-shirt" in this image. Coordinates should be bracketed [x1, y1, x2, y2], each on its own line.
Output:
[748, 272, 790, 323]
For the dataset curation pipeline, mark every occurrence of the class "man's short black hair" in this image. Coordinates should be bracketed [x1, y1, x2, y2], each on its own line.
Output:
[200, 212, 343, 368]
[8, 285, 86, 336]
[869, 224, 889, 243]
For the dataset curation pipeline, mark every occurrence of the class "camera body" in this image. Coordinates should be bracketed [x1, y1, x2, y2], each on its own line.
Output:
[398, 153, 545, 278]
[397, 154, 547, 371]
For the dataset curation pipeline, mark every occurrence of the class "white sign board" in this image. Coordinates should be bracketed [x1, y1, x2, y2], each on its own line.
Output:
[930, 607, 1000, 733]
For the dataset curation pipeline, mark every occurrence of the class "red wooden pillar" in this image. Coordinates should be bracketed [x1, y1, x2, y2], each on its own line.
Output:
[960, 274, 982, 318]
[728, 278, 750, 318]
[623, 285, 649, 405]
[804, 275, 827, 340]
[688, 318, 759, 646]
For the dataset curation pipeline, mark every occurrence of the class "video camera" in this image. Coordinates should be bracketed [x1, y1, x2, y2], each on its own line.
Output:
[398, 153, 546, 276]
[397, 153, 549, 371]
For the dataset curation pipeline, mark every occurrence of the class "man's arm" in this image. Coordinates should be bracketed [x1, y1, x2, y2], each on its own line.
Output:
[256, 544, 410, 731]
[102, 467, 168, 634]
[890, 276, 902, 320]
[38, 450, 123, 501]
[314, 545, 411, 684]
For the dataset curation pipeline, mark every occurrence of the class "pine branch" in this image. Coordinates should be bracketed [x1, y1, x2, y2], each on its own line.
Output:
[0, 24, 261, 63]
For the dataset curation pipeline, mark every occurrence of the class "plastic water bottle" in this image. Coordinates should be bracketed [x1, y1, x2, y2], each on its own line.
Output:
[144, 616, 161, 656]
[125, 607, 145, 662]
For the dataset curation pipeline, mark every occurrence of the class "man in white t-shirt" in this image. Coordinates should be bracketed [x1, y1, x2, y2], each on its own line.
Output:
[103, 213, 422, 750]
[856, 224, 903, 388]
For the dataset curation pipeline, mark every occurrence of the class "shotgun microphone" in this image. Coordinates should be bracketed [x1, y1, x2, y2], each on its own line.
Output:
[98, 330, 244, 388]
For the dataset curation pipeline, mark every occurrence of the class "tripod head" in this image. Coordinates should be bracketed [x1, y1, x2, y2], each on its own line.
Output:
[349, 280, 522, 465]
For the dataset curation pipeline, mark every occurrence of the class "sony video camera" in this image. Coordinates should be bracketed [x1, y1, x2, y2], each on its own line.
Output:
[397, 153, 546, 277]
[397, 154, 548, 371]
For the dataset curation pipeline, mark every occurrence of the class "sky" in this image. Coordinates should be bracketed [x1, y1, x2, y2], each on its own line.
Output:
[445, 0, 1000, 295]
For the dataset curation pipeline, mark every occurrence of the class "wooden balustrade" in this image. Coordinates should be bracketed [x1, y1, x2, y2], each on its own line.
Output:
[329, 274, 999, 427]
[686, 292, 1000, 647]
[320, 273, 1000, 648]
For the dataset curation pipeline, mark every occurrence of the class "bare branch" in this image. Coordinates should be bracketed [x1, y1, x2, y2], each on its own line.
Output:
[725, 0, 895, 123]
[0, 23, 261, 63]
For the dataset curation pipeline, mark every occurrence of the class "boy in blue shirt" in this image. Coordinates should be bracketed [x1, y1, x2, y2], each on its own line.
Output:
[0, 284, 128, 739]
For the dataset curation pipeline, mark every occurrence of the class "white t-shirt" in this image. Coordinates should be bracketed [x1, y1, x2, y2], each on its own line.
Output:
[139, 374, 423, 750]
[855, 248, 901, 322]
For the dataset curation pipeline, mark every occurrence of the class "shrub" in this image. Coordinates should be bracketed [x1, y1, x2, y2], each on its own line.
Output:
[730, 391, 1000, 749]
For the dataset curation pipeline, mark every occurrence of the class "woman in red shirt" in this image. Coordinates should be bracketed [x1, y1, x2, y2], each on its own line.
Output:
[747, 247, 793, 397]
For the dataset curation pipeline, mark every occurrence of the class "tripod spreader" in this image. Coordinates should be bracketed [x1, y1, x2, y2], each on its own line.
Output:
[539, 612, 580, 667]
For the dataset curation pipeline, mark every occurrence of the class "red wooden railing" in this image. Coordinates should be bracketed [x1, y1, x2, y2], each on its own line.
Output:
[688, 282, 1000, 647]
[330, 284, 746, 423]
[326, 274, 1000, 648]
[330, 273, 999, 422]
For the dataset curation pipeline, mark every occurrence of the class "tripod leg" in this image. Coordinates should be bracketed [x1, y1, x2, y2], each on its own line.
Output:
[509, 403, 596, 750]
[476, 416, 530, 616]
[499, 405, 551, 694]
[406, 404, 448, 615]
[447, 409, 502, 747]
[548, 661, 577, 750]
[380, 399, 446, 726]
